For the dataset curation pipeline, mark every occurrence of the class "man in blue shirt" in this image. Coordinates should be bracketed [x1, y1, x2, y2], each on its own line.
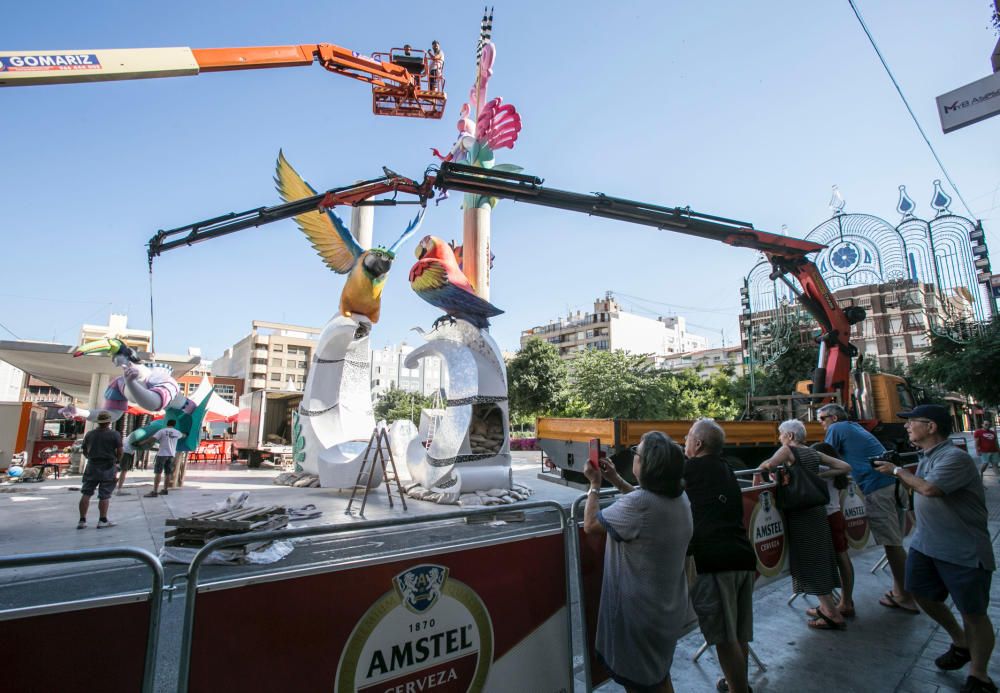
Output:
[818, 403, 917, 613]
[875, 404, 995, 693]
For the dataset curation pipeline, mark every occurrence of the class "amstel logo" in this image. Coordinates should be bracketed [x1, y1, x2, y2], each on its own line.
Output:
[336, 564, 494, 693]
[749, 490, 786, 577]
[842, 483, 870, 550]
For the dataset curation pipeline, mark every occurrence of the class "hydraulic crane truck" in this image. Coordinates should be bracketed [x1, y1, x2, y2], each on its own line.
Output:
[425, 163, 918, 483]
[0, 41, 446, 118]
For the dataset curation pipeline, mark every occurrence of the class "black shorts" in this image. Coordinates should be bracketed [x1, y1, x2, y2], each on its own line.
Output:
[154, 456, 175, 475]
[905, 547, 993, 615]
[119, 453, 134, 472]
[81, 462, 116, 500]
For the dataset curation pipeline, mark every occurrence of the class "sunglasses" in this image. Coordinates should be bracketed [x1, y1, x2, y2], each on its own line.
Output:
[630, 445, 639, 456]
[819, 415, 833, 422]
[906, 418, 934, 425]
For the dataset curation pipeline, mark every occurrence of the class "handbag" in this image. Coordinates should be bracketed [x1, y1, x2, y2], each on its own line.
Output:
[774, 449, 830, 510]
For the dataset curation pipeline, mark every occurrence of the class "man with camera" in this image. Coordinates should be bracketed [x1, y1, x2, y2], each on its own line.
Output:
[874, 404, 996, 693]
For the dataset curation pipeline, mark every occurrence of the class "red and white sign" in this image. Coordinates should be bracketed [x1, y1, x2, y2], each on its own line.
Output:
[745, 488, 786, 580]
[842, 482, 871, 550]
[186, 531, 571, 693]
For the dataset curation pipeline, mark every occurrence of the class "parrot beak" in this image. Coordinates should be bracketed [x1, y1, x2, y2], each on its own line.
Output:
[73, 337, 121, 358]
[415, 236, 431, 260]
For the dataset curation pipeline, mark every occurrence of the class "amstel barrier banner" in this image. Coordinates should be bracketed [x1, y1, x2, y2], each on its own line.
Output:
[187, 530, 571, 693]
[2, 598, 150, 693]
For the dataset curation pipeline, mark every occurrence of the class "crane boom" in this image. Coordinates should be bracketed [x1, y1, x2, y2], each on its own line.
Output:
[147, 161, 862, 403]
[429, 162, 861, 401]
[0, 42, 445, 118]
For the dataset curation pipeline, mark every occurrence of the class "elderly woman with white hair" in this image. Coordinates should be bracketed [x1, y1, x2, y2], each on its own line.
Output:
[758, 419, 853, 630]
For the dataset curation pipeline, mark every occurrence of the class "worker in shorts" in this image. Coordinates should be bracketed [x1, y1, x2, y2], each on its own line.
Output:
[145, 419, 184, 497]
[78, 411, 123, 529]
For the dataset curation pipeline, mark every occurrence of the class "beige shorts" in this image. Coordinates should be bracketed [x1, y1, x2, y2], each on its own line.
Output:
[864, 483, 906, 547]
[690, 570, 755, 645]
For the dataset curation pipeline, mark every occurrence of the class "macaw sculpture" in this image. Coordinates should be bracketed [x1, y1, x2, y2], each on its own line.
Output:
[59, 337, 209, 453]
[409, 235, 503, 329]
[274, 150, 424, 325]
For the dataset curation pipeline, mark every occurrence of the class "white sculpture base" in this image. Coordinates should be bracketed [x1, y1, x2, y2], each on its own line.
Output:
[401, 320, 531, 505]
[294, 314, 382, 489]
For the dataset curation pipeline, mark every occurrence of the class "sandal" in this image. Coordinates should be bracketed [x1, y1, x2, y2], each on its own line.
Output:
[807, 608, 846, 630]
[716, 678, 753, 692]
[807, 606, 855, 619]
[144, 491, 159, 498]
[935, 643, 972, 670]
[879, 591, 919, 614]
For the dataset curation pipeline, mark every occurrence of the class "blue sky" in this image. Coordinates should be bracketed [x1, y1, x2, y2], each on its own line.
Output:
[3, 1, 999, 360]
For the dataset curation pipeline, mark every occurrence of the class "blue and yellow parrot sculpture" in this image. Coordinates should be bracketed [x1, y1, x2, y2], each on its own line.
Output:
[275, 151, 424, 324]
[409, 235, 504, 329]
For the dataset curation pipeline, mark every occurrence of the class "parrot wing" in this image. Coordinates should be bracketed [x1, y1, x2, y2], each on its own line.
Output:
[274, 150, 363, 274]
[387, 208, 427, 255]
[410, 259, 503, 328]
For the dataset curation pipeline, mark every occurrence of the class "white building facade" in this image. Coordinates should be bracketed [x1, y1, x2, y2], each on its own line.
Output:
[520, 295, 709, 360]
[371, 343, 444, 399]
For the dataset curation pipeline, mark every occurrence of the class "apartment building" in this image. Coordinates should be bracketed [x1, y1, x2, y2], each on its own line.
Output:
[655, 345, 745, 377]
[371, 343, 444, 399]
[212, 320, 321, 392]
[79, 313, 151, 351]
[520, 295, 708, 360]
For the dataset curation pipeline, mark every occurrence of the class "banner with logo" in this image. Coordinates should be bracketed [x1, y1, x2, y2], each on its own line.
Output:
[186, 530, 571, 693]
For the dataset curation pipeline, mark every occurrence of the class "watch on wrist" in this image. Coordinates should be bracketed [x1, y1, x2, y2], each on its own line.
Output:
[892, 466, 900, 477]
[588, 487, 600, 495]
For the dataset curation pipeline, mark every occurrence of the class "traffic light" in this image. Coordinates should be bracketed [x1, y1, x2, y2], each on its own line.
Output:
[971, 223, 991, 280]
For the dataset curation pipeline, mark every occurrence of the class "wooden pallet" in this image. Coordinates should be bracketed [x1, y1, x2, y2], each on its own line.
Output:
[164, 506, 289, 548]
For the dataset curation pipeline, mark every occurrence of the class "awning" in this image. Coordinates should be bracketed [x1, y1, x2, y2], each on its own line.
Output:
[0, 340, 200, 401]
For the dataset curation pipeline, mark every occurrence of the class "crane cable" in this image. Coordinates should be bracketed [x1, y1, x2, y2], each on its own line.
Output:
[148, 264, 156, 357]
[847, 0, 976, 220]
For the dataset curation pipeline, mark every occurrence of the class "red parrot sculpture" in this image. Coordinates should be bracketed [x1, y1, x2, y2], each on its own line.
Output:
[409, 235, 504, 329]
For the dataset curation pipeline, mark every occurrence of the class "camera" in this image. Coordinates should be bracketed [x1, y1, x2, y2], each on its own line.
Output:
[869, 449, 901, 468]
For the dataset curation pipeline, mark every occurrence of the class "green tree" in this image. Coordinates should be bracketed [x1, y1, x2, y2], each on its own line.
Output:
[658, 367, 743, 420]
[754, 340, 819, 396]
[569, 349, 669, 419]
[507, 338, 569, 422]
[374, 387, 435, 425]
[909, 318, 1000, 405]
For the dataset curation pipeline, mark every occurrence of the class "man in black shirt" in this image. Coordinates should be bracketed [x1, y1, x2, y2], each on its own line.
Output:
[78, 411, 123, 529]
[685, 418, 757, 693]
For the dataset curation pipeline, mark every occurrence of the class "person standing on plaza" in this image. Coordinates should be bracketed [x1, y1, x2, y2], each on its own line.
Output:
[78, 411, 122, 529]
[812, 441, 857, 618]
[758, 419, 853, 630]
[582, 431, 692, 693]
[144, 419, 183, 497]
[874, 404, 996, 693]
[973, 420, 999, 476]
[817, 403, 919, 613]
[683, 419, 756, 693]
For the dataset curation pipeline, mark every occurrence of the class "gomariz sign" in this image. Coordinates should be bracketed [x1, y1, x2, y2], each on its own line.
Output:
[1, 54, 102, 72]
[337, 564, 493, 692]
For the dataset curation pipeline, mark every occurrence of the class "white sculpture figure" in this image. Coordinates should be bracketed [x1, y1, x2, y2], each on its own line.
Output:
[294, 315, 382, 488]
[403, 320, 518, 504]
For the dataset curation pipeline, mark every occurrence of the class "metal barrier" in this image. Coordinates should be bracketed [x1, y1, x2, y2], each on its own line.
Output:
[0, 547, 163, 693]
[177, 500, 573, 693]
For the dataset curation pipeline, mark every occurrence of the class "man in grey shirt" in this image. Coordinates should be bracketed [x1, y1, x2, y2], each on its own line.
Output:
[875, 404, 996, 693]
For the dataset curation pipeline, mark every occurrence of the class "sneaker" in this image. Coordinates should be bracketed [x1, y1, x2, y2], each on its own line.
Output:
[96, 519, 116, 529]
[961, 676, 998, 693]
[158, 489, 168, 496]
[716, 679, 753, 693]
[76, 520, 86, 530]
[935, 644, 972, 670]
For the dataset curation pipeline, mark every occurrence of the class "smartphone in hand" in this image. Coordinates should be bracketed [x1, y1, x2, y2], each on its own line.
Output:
[588, 438, 601, 470]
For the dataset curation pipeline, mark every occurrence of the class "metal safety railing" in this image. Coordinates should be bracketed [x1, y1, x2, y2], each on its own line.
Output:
[0, 547, 163, 693]
[176, 500, 573, 693]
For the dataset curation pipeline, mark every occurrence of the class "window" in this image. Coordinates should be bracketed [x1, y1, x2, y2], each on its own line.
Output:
[270, 373, 281, 381]
[271, 358, 282, 366]
[273, 345, 284, 352]
[299, 360, 308, 369]
[252, 358, 267, 365]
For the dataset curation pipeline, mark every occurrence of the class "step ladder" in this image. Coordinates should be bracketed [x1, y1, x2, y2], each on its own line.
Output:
[346, 426, 408, 518]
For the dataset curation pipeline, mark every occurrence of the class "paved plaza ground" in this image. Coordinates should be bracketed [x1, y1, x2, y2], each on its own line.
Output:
[0, 451, 998, 692]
